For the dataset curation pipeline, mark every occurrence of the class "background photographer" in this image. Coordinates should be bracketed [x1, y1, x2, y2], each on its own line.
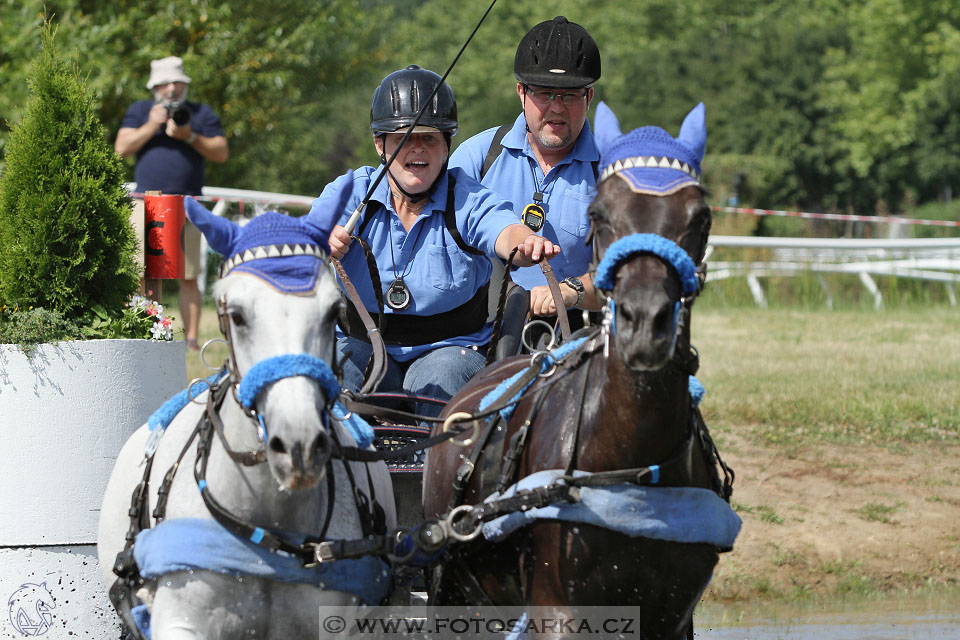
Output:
[116, 56, 228, 351]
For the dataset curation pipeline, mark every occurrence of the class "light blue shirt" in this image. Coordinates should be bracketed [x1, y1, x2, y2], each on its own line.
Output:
[448, 113, 599, 289]
[307, 166, 517, 361]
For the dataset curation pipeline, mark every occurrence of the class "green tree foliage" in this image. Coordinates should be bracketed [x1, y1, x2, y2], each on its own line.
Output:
[2, 1, 960, 216]
[1, 0, 395, 194]
[0, 21, 139, 318]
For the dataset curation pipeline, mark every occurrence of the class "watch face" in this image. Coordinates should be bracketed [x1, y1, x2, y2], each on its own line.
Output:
[521, 203, 546, 232]
[386, 279, 411, 310]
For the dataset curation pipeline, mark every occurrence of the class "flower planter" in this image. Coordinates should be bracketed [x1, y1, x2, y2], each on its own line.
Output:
[0, 339, 185, 638]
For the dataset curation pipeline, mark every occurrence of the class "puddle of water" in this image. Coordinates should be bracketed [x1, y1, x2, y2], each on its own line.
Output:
[694, 591, 960, 639]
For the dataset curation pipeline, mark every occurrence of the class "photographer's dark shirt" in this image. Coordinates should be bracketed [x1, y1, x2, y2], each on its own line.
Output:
[121, 100, 224, 196]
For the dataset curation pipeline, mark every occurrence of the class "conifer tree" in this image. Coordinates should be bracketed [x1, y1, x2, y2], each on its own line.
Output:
[0, 21, 139, 319]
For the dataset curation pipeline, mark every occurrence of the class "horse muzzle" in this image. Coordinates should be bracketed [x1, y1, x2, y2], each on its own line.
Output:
[267, 427, 332, 491]
[595, 233, 700, 373]
[235, 353, 342, 491]
[614, 286, 682, 372]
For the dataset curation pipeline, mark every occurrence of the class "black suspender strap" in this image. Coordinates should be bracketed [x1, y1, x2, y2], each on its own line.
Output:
[441, 176, 483, 256]
[480, 125, 510, 180]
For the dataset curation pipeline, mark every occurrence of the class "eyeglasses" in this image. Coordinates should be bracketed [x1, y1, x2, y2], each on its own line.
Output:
[523, 85, 589, 107]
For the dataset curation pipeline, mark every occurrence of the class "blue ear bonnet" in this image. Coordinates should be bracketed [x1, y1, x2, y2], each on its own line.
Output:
[223, 213, 329, 294]
[185, 171, 350, 294]
[599, 126, 702, 194]
[594, 101, 706, 196]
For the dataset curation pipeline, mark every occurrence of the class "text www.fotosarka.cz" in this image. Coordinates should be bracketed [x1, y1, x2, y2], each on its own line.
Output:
[318, 606, 642, 638]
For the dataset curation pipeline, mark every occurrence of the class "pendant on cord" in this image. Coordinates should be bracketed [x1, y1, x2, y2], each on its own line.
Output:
[521, 202, 545, 232]
[386, 278, 412, 310]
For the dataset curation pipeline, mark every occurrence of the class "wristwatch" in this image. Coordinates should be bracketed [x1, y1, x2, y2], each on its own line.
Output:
[561, 276, 585, 307]
[186, 132, 198, 145]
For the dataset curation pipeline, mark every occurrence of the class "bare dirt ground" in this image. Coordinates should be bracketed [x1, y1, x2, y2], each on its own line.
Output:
[703, 434, 960, 603]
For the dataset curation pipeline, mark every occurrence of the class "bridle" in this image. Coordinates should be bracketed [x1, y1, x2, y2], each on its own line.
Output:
[587, 175, 708, 362]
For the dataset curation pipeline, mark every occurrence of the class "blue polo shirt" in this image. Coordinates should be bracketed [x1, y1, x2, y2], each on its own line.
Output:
[448, 113, 599, 289]
[307, 166, 518, 361]
[121, 99, 224, 195]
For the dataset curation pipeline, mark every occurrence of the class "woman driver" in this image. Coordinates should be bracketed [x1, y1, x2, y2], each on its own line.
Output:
[307, 65, 558, 419]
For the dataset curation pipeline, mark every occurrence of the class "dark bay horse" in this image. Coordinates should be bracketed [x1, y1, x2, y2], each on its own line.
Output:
[422, 102, 739, 639]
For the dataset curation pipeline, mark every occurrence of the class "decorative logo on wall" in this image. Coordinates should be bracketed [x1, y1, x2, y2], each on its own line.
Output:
[7, 582, 56, 637]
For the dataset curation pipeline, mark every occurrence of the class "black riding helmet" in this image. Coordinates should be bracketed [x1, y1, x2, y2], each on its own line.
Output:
[370, 65, 458, 136]
[514, 16, 601, 89]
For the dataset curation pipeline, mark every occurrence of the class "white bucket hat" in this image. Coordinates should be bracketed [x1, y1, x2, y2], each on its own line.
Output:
[146, 56, 192, 89]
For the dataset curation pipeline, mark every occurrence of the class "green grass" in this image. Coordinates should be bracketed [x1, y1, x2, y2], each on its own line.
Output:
[857, 501, 904, 524]
[733, 502, 785, 524]
[168, 291, 959, 451]
[693, 306, 960, 448]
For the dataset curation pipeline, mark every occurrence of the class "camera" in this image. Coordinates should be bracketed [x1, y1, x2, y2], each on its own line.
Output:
[165, 100, 191, 126]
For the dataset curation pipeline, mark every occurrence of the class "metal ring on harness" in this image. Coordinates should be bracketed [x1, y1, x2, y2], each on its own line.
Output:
[386, 526, 417, 564]
[442, 412, 478, 447]
[187, 377, 210, 405]
[200, 337, 229, 371]
[521, 319, 556, 353]
[530, 350, 558, 378]
[446, 504, 483, 542]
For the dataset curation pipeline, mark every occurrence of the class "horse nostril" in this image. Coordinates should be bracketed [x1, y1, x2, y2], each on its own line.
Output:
[652, 303, 673, 338]
[310, 431, 331, 464]
[268, 436, 287, 454]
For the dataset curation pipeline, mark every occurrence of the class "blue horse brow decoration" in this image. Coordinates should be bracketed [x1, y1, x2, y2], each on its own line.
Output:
[593, 100, 706, 196]
[183, 171, 352, 294]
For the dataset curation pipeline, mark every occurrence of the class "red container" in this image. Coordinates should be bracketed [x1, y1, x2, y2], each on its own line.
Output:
[143, 194, 185, 279]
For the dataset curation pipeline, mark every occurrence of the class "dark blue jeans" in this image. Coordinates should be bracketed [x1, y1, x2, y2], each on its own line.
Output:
[336, 337, 486, 421]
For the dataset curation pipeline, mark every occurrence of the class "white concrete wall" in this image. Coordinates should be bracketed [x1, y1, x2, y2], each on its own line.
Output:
[0, 339, 186, 638]
[0, 339, 186, 545]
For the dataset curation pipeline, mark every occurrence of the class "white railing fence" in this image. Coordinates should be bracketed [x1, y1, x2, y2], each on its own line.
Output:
[705, 236, 960, 309]
[129, 186, 960, 308]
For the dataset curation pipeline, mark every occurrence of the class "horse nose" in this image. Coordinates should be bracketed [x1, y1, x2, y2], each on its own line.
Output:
[618, 295, 673, 342]
[650, 300, 676, 343]
[268, 430, 331, 473]
[310, 430, 332, 468]
[616, 291, 677, 371]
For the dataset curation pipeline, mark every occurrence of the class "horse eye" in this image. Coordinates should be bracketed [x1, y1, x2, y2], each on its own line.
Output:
[323, 301, 341, 326]
[229, 311, 247, 327]
[587, 204, 602, 221]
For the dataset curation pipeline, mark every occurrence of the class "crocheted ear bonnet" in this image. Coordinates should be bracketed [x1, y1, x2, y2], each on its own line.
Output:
[183, 172, 350, 293]
[593, 101, 706, 196]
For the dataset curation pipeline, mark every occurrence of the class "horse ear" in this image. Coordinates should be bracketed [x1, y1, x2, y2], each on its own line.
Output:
[308, 169, 354, 237]
[677, 102, 707, 163]
[184, 196, 240, 256]
[593, 101, 623, 155]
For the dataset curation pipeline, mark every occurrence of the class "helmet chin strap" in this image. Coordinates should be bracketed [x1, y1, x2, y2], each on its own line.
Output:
[380, 154, 450, 204]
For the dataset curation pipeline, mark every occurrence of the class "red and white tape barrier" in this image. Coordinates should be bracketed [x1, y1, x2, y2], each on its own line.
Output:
[714, 206, 960, 228]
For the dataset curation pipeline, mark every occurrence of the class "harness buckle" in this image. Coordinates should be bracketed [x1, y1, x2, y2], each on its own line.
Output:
[310, 541, 337, 565]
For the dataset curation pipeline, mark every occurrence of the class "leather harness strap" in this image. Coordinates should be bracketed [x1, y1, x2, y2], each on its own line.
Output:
[332, 257, 388, 395]
[539, 259, 572, 340]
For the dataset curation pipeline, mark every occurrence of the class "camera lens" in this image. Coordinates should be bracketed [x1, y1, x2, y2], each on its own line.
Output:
[165, 100, 191, 126]
[171, 106, 190, 126]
